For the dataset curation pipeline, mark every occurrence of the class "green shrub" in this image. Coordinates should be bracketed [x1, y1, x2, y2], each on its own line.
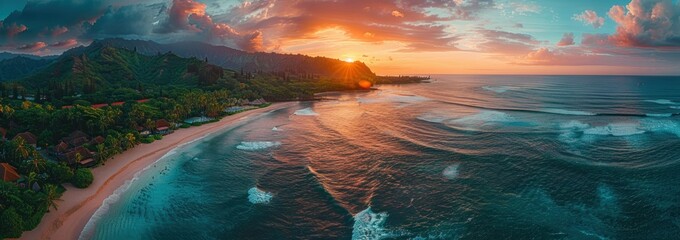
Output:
[0, 208, 24, 238]
[46, 162, 73, 183]
[180, 123, 190, 128]
[140, 137, 155, 144]
[191, 122, 203, 126]
[153, 134, 163, 140]
[71, 168, 94, 188]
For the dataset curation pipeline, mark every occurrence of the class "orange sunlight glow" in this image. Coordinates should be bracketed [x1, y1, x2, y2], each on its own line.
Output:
[344, 58, 354, 63]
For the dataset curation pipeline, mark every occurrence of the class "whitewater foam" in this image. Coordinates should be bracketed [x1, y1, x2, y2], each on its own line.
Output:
[236, 141, 282, 151]
[645, 99, 677, 105]
[352, 207, 392, 240]
[442, 164, 460, 180]
[583, 123, 645, 136]
[247, 187, 273, 204]
[294, 107, 319, 116]
[559, 120, 591, 130]
[272, 126, 283, 131]
[449, 111, 516, 128]
[646, 113, 673, 117]
[542, 108, 596, 116]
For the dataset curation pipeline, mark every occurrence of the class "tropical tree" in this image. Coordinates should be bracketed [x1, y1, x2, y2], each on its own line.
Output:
[95, 144, 107, 163]
[14, 138, 29, 159]
[26, 172, 37, 189]
[123, 133, 136, 150]
[43, 184, 61, 211]
[29, 150, 46, 173]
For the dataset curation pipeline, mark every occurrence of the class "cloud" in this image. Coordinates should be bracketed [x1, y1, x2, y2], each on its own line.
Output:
[475, 29, 543, 54]
[391, 10, 404, 17]
[17, 41, 47, 51]
[557, 33, 575, 46]
[573, 10, 605, 29]
[3, 23, 28, 37]
[511, 2, 541, 14]
[608, 0, 680, 47]
[50, 39, 79, 48]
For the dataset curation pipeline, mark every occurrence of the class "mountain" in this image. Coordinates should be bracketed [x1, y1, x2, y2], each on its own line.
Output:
[21, 42, 221, 93]
[75, 38, 375, 81]
[0, 52, 57, 61]
[0, 56, 54, 81]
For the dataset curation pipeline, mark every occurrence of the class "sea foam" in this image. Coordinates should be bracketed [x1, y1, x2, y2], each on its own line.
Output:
[646, 113, 673, 117]
[541, 108, 596, 116]
[583, 123, 645, 136]
[294, 107, 319, 116]
[248, 187, 273, 204]
[442, 164, 460, 180]
[645, 99, 677, 105]
[352, 207, 392, 240]
[236, 141, 282, 151]
[450, 111, 515, 128]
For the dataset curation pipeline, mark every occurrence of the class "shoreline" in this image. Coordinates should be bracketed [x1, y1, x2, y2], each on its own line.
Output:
[19, 102, 296, 240]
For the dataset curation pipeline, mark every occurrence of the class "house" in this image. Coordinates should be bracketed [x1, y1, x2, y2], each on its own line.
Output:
[13, 132, 38, 147]
[1, 163, 20, 182]
[90, 136, 105, 146]
[155, 119, 172, 135]
[62, 131, 90, 148]
[61, 146, 95, 167]
[248, 98, 267, 106]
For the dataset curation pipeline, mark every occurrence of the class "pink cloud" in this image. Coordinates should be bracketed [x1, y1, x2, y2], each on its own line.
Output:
[391, 10, 404, 17]
[573, 10, 605, 29]
[51, 26, 69, 36]
[17, 41, 47, 51]
[50, 39, 79, 48]
[608, 0, 680, 47]
[557, 33, 575, 46]
[4, 23, 28, 37]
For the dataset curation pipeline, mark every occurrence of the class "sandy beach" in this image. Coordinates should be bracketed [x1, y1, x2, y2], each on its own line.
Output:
[19, 102, 295, 240]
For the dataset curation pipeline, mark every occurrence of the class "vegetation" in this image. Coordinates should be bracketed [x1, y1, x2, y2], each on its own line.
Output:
[0, 43, 378, 237]
[375, 75, 431, 84]
[71, 169, 93, 188]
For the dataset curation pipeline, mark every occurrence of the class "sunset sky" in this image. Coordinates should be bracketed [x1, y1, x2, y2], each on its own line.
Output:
[1, 0, 679, 75]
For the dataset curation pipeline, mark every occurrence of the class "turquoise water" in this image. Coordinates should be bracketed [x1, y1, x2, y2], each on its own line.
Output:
[85, 75, 680, 239]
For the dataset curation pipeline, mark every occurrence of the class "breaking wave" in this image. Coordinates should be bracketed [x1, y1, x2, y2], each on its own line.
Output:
[352, 207, 393, 240]
[248, 187, 273, 204]
[294, 107, 319, 116]
[236, 141, 282, 151]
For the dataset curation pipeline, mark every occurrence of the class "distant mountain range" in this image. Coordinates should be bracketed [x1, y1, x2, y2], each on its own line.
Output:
[0, 38, 375, 83]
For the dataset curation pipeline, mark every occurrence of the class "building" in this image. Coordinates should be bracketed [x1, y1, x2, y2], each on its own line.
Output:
[61, 146, 95, 167]
[155, 119, 172, 135]
[0, 163, 20, 182]
[13, 132, 38, 147]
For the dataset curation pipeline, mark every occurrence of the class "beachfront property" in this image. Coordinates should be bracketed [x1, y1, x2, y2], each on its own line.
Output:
[13, 131, 38, 148]
[0, 163, 20, 182]
[155, 119, 173, 135]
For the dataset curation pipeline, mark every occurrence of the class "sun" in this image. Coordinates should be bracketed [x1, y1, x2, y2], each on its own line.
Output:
[344, 58, 354, 63]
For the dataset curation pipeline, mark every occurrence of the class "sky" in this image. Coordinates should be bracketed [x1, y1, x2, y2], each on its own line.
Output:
[0, 0, 679, 75]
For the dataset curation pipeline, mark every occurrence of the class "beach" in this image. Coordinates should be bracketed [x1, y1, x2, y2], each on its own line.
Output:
[19, 102, 295, 240]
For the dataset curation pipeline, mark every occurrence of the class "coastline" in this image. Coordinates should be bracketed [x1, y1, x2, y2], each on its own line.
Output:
[18, 102, 296, 240]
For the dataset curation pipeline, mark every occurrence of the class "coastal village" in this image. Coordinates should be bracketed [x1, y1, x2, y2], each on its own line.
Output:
[1, 96, 269, 180]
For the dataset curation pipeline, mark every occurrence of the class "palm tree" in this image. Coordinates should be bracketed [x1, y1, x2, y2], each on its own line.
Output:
[26, 172, 37, 189]
[124, 133, 136, 150]
[43, 184, 61, 211]
[95, 143, 107, 163]
[30, 150, 46, 173]
[75, 152, 83, 164]
[14, 138, 29, 159]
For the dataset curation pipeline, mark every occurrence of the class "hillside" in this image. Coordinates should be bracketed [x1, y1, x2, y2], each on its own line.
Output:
[81, 38, 375, 81]
[21, 43, 221, 93]
[0, 56, 54, 81]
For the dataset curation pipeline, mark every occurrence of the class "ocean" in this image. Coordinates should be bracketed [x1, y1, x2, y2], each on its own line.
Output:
[83, 75, 680, 239]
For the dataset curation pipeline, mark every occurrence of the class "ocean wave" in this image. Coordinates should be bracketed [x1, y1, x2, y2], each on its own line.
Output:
[583, 123, 645, 136]
[352, 207, 392, 240]
[442, 164, 460, 180]
[236, 141, 282, 151]
[645, 99, 677, 105]
[482, 86, 518, 93]
[357, 92, 429, 104]
[671, 106, 680, 109]
[541, 108, 596, 116]
[294, 107, 319, 116]
[272, 126, 283, 131]
[646, 113, 673, 117]
[559, 120, 590, 130]
[449, 111, 516, 129]
[416, 114, 448, 123]
[248, 187, 273, 204]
